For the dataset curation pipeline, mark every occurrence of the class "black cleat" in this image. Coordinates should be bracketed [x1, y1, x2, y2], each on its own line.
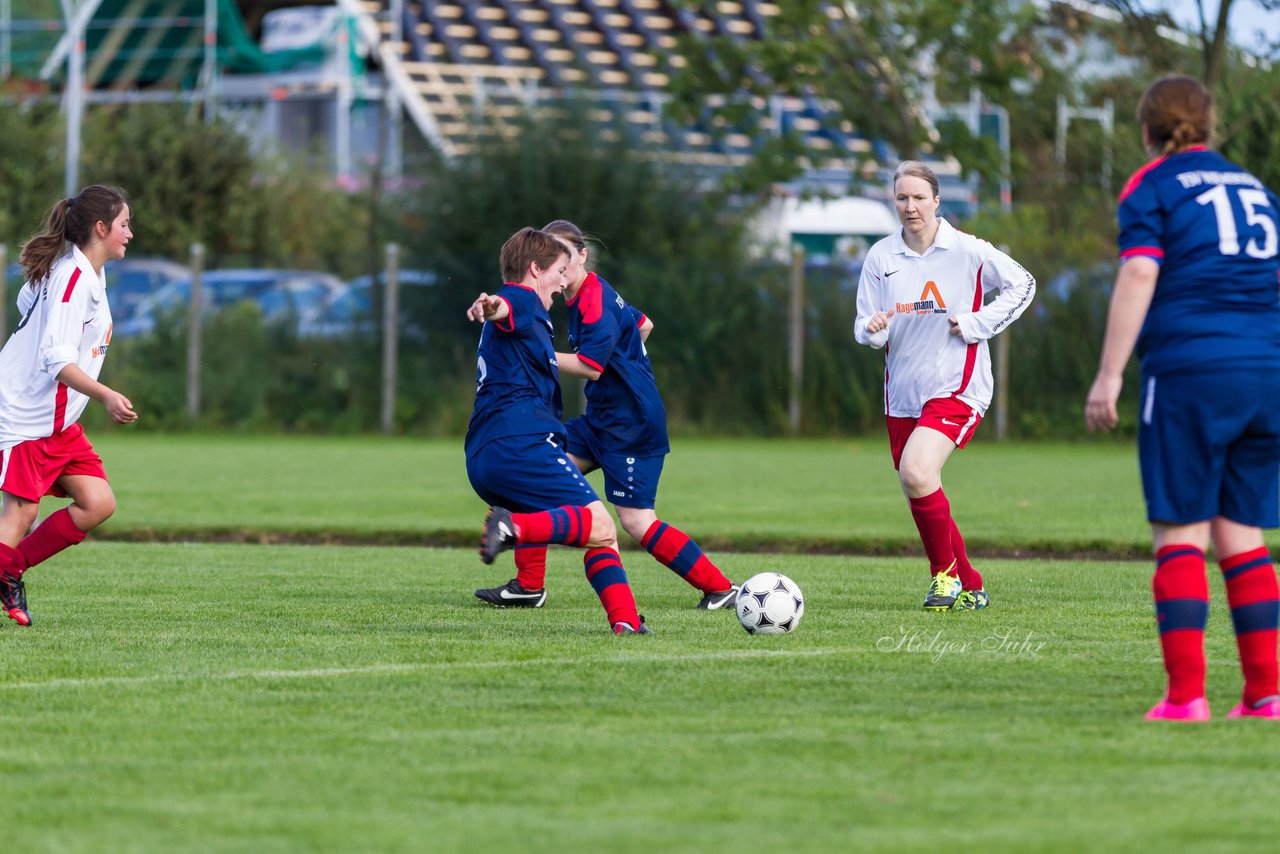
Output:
[613, 615, 652, 635]
[475, 579, 547, 608]
[697, 585, 740, 611]
[0, 574, 31, 627]
[480, 506, 516, 564]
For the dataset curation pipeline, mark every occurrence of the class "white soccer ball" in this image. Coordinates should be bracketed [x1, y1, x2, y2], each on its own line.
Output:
[736, 572, 804, 635]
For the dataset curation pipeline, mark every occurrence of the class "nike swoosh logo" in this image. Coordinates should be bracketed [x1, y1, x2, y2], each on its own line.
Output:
[498, 522, 513, 538]
[884, 270, 899, 277]
[499, 587, 539, 600]
[941, 419, 961, 426]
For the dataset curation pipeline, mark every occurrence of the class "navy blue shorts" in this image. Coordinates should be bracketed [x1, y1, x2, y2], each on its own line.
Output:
[564, 417, 665, 509]
[1138, 366, 1280, 527]
[466, 432, 600, 512]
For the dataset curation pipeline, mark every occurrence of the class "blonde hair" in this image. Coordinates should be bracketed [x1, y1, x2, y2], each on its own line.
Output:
[892, 161, 940, 199]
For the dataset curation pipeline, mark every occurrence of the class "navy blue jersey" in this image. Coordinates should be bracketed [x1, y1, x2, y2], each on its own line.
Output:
[464, 283, 564, 456]
[565, 273, 669, 456]
[1118, 147, 1280, 374]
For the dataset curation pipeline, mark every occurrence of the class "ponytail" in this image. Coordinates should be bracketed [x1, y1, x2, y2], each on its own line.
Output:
[17, 184, 129, 285]
[18, 198, 73, 286]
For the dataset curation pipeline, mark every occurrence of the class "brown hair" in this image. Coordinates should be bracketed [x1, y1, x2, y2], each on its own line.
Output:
[499, 227, 568, 283]
[542, 218, 596, 271]
[19, 184, 129, 284]
[1138, 75, 1213, 155]
[892, 160, 940, 199]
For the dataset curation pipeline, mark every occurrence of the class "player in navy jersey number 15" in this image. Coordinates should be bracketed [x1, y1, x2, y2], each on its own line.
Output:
[464, 227, 650, 635]
[0, 186, 139, 626]
[474, 219, 739, 612]
[1086, 76, 1280, 721]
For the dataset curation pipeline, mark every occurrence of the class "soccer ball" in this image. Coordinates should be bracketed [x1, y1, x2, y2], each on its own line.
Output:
[736, 572, 804, 635]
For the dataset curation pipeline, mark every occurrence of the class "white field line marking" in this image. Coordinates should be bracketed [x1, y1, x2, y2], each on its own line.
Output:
[0, 646, 849, 692]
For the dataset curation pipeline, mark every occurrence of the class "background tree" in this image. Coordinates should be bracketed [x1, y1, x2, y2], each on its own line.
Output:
[665, 0, 1040, 191]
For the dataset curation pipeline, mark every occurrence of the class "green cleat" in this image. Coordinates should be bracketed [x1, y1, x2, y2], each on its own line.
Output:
[955, 588, 990, 610]
[922, 567, 961, 611]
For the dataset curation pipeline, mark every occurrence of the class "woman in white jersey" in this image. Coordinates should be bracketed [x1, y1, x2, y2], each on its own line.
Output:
[0, 185, 138, 626]
[855, 161, 1035, 611]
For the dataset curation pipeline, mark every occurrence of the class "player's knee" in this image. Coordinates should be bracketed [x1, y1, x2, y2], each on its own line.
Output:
[2, 503, 40, 537]
[77, 491, 116, 528]
[588, 506, 617, 546]
[897, 460, 937, 496]
[616, 510, 655, 543]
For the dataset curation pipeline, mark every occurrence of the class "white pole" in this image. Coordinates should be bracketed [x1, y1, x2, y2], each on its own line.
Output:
[336, 15, 353, 181]
[61, 0, 84, 198]
[2, 0, 12, 80]
[201, 0, 217, 121]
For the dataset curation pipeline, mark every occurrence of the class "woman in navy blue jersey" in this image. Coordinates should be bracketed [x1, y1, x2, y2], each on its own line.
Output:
[465, 227, 649, 635]
[1086, 76, 1280, 721]
[474, 220, 739, 613]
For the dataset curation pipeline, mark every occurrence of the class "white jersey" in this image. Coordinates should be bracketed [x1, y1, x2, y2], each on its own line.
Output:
[854, 219, 1035, 418]
[0, 247, 113, 450]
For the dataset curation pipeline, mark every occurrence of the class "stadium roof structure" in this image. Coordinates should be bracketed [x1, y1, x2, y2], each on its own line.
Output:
[5, 0, 333, 91]
[341, 0, 889, 172]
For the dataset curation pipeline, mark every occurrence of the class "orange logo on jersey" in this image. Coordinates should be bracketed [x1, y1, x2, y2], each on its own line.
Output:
[920, 281, 946, 309]
[894, 281, 948, 315]
[92, 323, 112, 358]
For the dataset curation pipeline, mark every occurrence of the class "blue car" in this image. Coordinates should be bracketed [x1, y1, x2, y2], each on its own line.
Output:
[121, 269, 345, 337]
[298, 270, 437, 339]
[7, 257, 188, 330]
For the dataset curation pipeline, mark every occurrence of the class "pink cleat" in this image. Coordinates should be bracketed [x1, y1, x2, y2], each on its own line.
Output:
[1228, 699, 1280, 719]
[1145, 697, 1211, 721]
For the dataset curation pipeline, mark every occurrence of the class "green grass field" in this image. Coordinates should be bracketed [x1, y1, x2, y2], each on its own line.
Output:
[5, 435, 1280, 852]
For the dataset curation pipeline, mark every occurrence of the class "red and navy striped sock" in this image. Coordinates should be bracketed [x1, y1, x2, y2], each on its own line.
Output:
[950, 517, 983, 590]
[514, 545, 548, 591]
[1219, 547, 1280, 707]
[641, 520, 732, 594]
[1153, 545, 1209, 705]
[584, 547, 639, 628]
[14, 508, 86, 579]
[908, 489, 956, 576]
[512, 506, 593, 548]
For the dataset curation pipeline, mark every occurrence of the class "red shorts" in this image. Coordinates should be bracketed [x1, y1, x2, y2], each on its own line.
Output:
[886, 397, 982, 470]
[0, 424, 107, 501]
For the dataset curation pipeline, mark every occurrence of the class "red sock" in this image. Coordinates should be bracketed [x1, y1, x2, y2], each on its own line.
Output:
[1153, 545, 1209, 705]
[584, 548, 639, 628]
[512, 506, 593, 548]
[13, 508, 87, 579]
[514, 545, 548, 591]
[1219, 547, 1280, 707]
[908, 489, 956, 575]
[641, 520, 732, 593]
[0, 542, 24, 579]
[951, 518, 983, 590]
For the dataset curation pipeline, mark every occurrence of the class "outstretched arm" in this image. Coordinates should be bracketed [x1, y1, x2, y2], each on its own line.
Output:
[466, 293, 509, 323]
